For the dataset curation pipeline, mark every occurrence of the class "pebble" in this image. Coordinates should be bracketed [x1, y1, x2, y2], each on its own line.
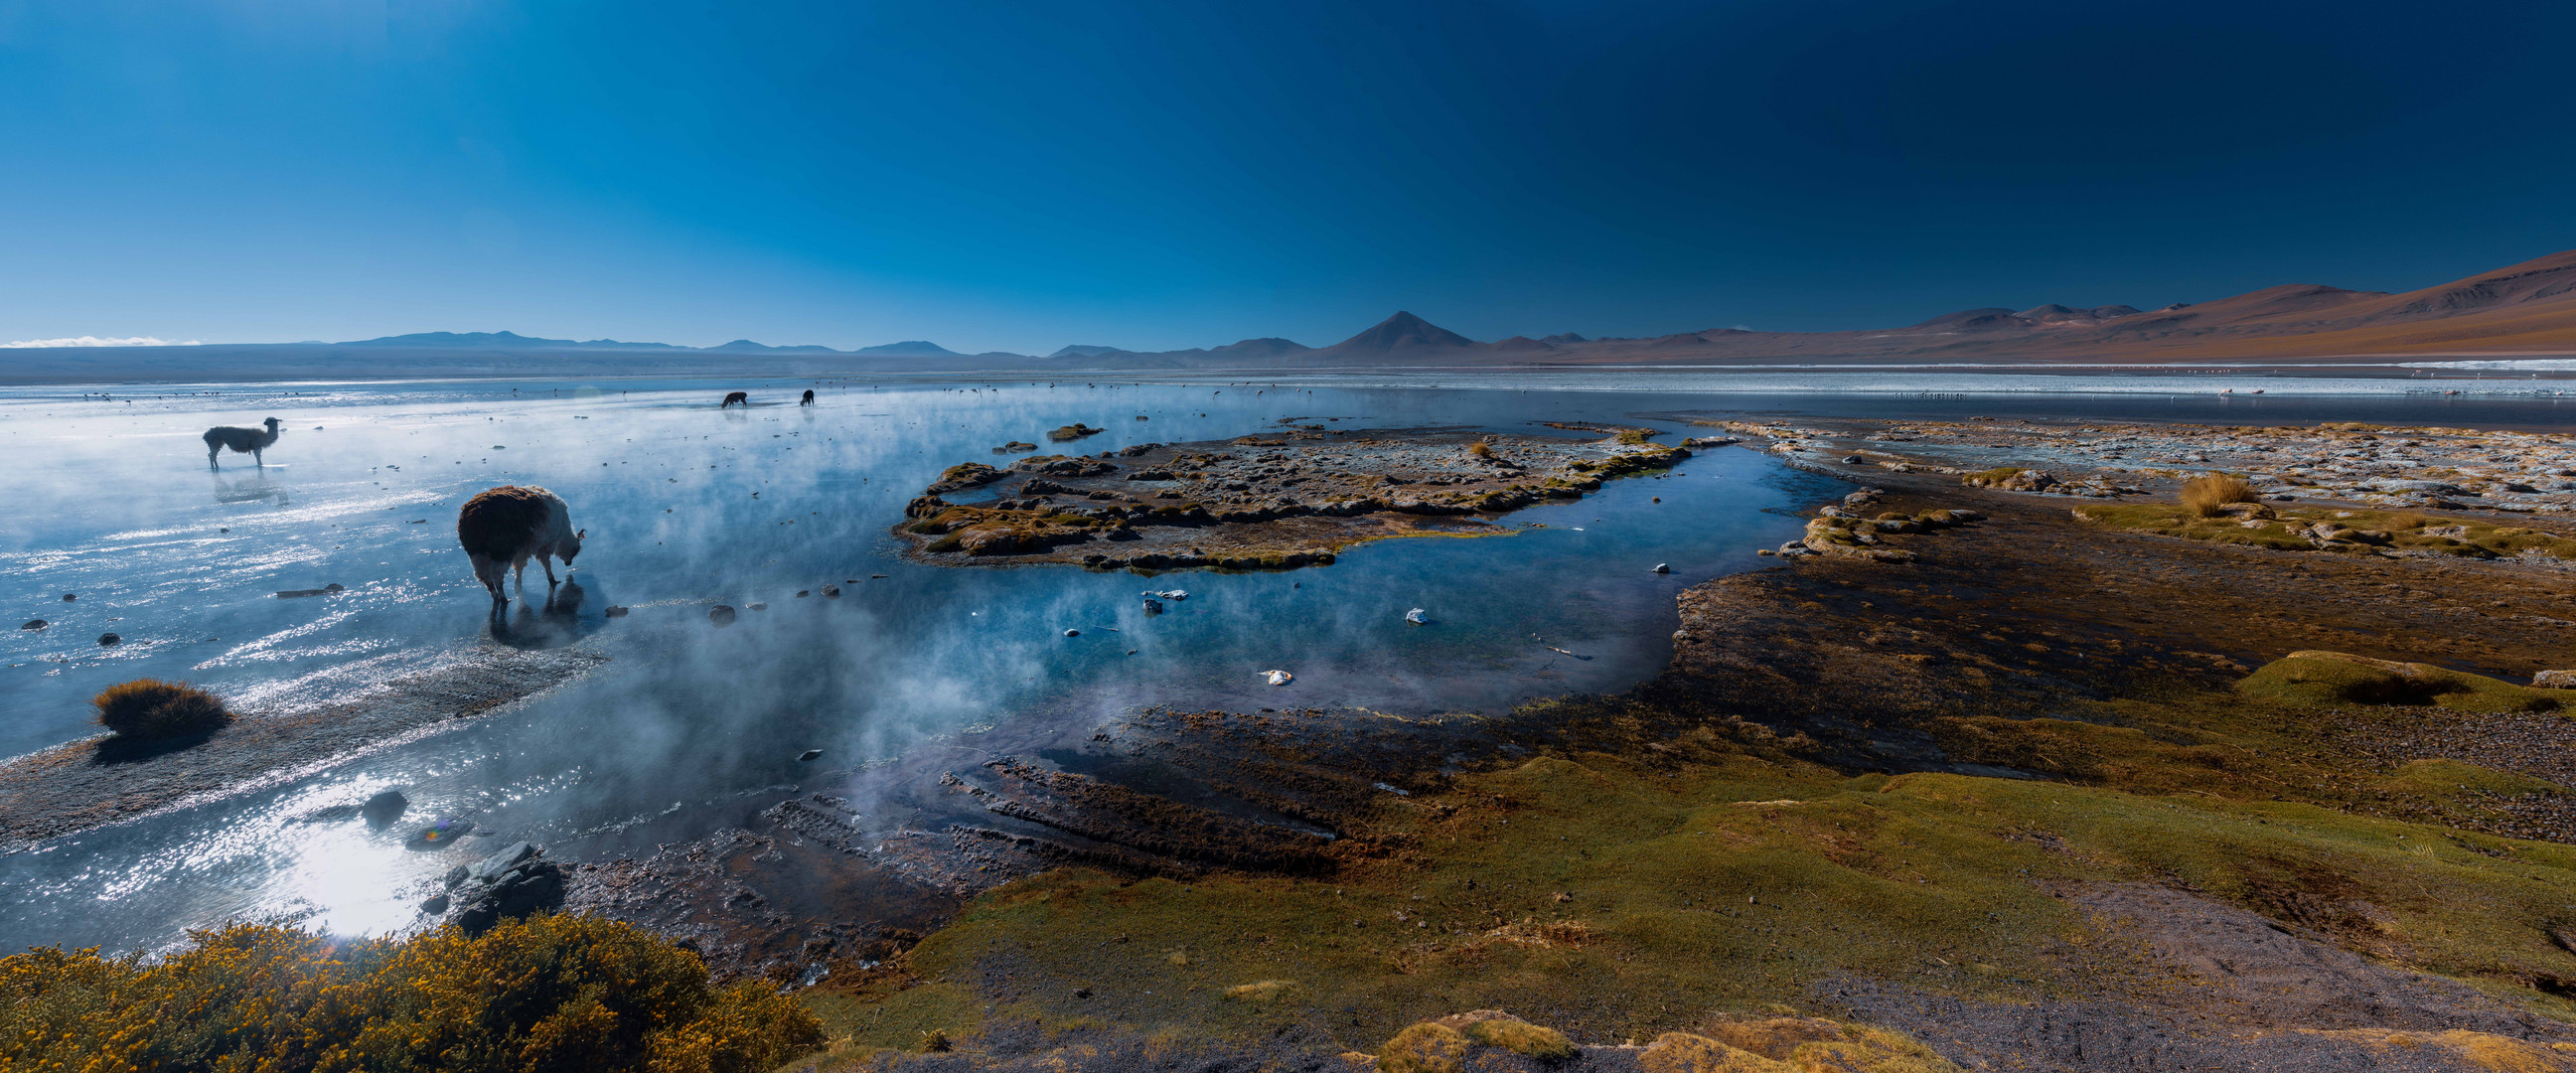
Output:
[97, 633, 120, 646]
[20, 620, 43, 630]
[708, 605, 737, 626]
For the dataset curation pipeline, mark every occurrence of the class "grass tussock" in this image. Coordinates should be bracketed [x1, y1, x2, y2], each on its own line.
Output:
[1460, 1016, 1578, 1059]
[92, 679, 229, 739]
[2180, 473, 2258, 517]
[1467, 439, 1494, 459]
[0, 914, 823, 1073]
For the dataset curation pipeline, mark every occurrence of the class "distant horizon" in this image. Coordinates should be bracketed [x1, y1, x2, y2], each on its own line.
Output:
[2, 245, 2561, 358]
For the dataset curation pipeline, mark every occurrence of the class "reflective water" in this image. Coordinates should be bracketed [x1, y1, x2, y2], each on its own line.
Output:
[0, 378, 1839, 953]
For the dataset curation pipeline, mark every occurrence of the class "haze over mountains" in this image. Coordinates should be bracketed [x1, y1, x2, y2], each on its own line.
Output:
[10, 250, 2576, 383]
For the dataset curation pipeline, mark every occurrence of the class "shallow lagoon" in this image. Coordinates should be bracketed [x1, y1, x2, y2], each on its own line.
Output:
[14, 371, 2576, 956]
[0, 378, 1840, 953]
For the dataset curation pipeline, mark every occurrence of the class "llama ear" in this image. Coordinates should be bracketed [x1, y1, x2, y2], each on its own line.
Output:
[575, 529, 586, 539]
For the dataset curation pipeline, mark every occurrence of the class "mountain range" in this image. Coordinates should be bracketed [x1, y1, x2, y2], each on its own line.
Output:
[10, 249, 2576, 383]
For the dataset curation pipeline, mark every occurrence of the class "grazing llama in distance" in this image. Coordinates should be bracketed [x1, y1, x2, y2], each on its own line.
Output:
[800, 389, 815, 405]
[456, 486, 584, 603]
[721, 391, 749, 407]
[203, 417, 283, 468]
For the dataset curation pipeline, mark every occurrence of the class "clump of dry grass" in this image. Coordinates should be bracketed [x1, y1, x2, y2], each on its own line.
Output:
[92, 679, 229, 739]
[1461, 1017, 1577, 1059]
[2180, 473, 2257, 518]
[1466, 440, 1493, 459]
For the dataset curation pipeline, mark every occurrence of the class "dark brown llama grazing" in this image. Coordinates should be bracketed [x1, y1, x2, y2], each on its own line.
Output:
[721, 391, 749, 407]
[456, 486, 584, 603]
[203, 417, 283, 468]
[800, 389, 815, 405]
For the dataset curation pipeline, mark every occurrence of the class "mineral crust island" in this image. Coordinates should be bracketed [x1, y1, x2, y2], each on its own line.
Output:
[894, 424, 1704, 570]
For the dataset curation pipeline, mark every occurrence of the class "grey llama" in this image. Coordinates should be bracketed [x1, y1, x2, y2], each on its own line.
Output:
[203, 417, 283, 468]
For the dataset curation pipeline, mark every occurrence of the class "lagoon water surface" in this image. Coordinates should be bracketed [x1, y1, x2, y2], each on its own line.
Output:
[14, 374, 2574, 956]
[0, 378, 1846, 955]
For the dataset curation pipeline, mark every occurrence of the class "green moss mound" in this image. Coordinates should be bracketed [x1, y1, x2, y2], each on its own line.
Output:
[2238, 651, 2564, 713]
[0, 914, 823, 1073]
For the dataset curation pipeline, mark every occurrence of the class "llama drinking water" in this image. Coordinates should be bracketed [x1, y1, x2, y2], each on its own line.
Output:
[721, 391, 748, 407]
[455, 486, 584, 602]
[800, 389, 815, 405]
[202, 417, 283, 468]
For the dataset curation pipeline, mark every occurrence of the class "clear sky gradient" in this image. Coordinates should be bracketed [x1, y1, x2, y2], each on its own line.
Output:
[2, 0, 2571, 354]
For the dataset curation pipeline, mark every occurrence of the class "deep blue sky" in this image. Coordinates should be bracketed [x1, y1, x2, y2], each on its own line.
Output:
[2, 0, 2570, 354]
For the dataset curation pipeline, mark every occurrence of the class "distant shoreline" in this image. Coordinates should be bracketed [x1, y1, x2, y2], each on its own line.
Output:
[9, 355, 2576, 390]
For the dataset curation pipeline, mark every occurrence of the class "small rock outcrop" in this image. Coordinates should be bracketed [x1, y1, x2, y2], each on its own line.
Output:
[441, 842, 566, 935]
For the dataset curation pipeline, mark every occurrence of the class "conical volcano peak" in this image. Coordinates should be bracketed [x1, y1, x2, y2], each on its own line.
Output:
[1330, 311, 1477, 352]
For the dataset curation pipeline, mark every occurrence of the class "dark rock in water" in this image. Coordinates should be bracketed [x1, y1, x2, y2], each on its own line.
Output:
[747, 602, 767, 612]
[443, 864, 471, 889]
[708, 605, 737, 626]
[1064, 628, 1080, 637]
[470, 842, 539, 881]
[97, 633, 120, 646]
[20, 620, 43, 630]
[799, 749, 824, 761]
[421, 893, 450, 915]
[1142, 598, 1164, 614]
[408, 818, 474, 847]
[821, 585, 840, 598]
[795, 590, 810, 598]
[360, 789, 408, 828]
[274, 583, 346, 598]
[62, 593, 76, 602]
[1652, 563, 1671, 574]
[294, 803, 363, 824]
[604, 605, 629, 617]
[452, 845, 565, 937]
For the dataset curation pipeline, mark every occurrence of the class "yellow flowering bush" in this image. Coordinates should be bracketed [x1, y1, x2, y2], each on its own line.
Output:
[0, 915, 822, 1073]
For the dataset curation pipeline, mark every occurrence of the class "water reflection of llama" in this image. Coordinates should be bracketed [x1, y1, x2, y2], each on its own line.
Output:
[210, 471, 290, 506]
[487, 578, 598, 651]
